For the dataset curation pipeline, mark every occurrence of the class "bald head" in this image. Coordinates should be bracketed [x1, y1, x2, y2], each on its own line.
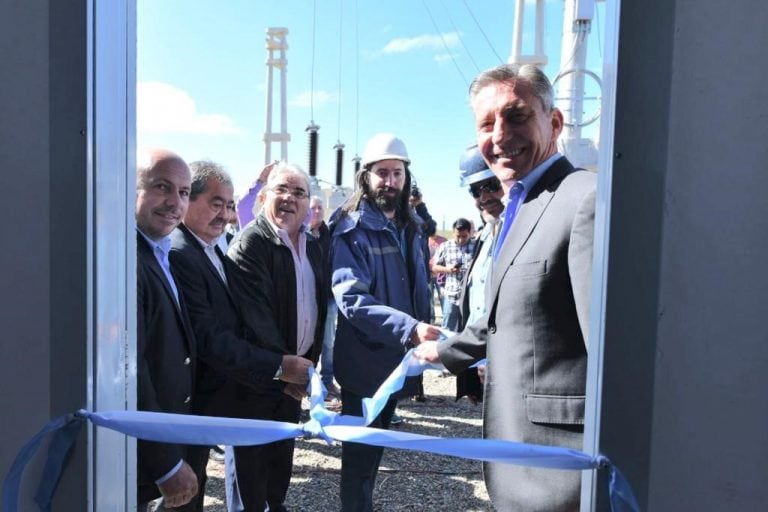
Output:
[135, 148, 191, 240]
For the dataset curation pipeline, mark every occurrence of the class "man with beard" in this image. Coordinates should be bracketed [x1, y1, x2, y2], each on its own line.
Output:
[329, 132, 442, 511]
[417, 64, 596, 511]
[453, 144, 505, 404]
[227, 163, 327, 512]
[169, 161, 313, 511]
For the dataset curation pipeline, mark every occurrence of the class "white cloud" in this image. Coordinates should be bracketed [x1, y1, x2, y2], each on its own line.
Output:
[137, 81, 242, 135]
[288, 90, 335, 108]
[434, 53, 453, 63]
[382, 32, 460, 54]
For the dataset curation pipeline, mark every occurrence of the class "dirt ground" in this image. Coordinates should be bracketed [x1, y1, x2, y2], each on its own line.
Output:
[201, 371, 493, 511]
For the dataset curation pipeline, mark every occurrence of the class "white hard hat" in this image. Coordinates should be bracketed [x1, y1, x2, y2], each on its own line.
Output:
[361, 133, 410, 167]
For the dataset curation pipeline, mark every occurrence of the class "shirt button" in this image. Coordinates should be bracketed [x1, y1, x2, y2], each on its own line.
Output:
[184, 396, 191, 404]
[184, 357, 191, 365]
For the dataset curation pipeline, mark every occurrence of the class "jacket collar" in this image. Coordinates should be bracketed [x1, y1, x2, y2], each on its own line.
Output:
[332, 199, 408, 236]
[253, 213, 317, 246]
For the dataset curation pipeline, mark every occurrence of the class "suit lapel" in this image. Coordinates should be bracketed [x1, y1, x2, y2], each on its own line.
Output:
[138, 234, 180, 311]
[137, 233, 195, 356]
[489, 158, 573, 300]
[180, 224, 234, 301]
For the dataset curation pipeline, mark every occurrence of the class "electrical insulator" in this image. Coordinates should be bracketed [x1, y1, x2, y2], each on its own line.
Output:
[334, 143, 344, 186]
[306, 123, 319, 177]
[352, 155, 361, 190]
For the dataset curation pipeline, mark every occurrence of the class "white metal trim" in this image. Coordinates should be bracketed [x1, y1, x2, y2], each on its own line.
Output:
[580, 0, 622, 510]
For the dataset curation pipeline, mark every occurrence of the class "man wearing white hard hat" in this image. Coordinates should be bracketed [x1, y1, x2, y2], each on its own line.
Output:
[329, 133, 441, 511]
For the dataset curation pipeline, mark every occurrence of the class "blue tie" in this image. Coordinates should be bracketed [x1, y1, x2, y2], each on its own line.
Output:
[493, 183, 524, 260]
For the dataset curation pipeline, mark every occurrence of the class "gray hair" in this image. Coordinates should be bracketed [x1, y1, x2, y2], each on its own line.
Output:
[469, 64, 555, 112]
[189, 160, 232, 201]
[263, 162, 311, 195]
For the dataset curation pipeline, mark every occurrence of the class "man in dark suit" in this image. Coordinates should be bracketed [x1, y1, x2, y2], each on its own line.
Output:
[169, 161, 313, 511]
[227, 162, 327, 512]
[135, 149, 198, 509]
[418, 64, 596, 511]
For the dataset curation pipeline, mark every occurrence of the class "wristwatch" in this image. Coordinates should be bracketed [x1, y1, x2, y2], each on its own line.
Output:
[273, 364, 283, 380]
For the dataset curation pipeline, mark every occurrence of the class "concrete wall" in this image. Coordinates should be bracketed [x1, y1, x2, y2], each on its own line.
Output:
[596, 0, 768, 509]
[0, 1, 89, 509]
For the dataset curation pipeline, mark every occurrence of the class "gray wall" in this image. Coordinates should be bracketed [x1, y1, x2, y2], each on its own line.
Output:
[0, 0, 89, 509]
[597, 0, 768, 509]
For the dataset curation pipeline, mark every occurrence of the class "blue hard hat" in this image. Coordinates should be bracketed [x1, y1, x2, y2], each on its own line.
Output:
[459, 144, 496, 187]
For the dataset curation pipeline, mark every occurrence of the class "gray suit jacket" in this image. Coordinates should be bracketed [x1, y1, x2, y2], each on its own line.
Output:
[438, 157, 596, 511]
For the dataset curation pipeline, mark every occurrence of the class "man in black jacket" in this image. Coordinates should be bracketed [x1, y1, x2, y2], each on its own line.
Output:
[169, 160, 313, 511]
[135, 149, 198, 509]
[227, 162, 327, 512]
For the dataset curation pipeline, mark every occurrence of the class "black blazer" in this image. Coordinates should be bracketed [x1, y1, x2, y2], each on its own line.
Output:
[169, 224, 282, 400]
[136, 233, 196, 504]
[227, 215, 327, 365]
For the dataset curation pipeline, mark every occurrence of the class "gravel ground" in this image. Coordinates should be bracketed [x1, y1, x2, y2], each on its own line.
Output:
[201, 371, 493, 511]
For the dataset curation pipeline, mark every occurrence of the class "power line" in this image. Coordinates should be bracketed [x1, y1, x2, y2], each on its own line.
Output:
[460, 0, 504, 64]
[421, 0, 469, 87]
[336, 0, 344, 142]
[437, 0, 480, 73]
[309, 0, 317, 121]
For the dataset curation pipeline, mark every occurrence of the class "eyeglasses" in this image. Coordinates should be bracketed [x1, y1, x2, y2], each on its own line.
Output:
[270, 185, 309, 199]
[469, 180, 502, 198]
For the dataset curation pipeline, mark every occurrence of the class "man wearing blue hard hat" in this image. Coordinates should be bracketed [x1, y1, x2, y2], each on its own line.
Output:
[452, 144, 505, 404]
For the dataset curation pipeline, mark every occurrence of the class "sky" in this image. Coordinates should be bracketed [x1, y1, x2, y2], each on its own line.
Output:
[137, 0, 605, 229]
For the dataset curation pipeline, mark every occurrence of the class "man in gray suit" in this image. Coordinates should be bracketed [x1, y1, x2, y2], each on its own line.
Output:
[418, 64, 596, 511]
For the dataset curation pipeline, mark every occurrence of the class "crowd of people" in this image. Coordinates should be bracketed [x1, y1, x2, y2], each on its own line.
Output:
[136, 63, 596, 512]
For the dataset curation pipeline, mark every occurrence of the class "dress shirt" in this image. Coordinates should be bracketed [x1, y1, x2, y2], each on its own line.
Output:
[138, 229, 180, 307]
[466, 222, 497, 326]
[137, 228, 184, 483]
[494, 152, 563, 259]
[188, 230, 228, 285]
[266, 219, 317, 357]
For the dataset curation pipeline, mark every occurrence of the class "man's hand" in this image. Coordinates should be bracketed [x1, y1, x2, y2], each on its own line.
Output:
[257, 161, 278, 184]
[414, 340, 441, 363]
[157, 460, 198, 509]
[279, 355, 312, 384]
[477, 363, 487, 385]
[411, 323, 442, 346]
[282, 382, 308, 401]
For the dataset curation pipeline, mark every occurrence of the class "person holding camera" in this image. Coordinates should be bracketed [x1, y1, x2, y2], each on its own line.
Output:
[431, 218, 476, 331]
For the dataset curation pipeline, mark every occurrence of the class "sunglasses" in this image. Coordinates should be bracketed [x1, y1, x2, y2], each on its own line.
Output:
[469, 180, 502, 198]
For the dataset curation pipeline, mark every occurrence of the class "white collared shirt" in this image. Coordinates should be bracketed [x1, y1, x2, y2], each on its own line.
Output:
[188, 230, 228, 285]
[266, 219, 317, 357]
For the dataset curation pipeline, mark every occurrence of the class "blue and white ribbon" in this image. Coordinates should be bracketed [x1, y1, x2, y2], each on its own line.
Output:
[2, 350, 639, 512]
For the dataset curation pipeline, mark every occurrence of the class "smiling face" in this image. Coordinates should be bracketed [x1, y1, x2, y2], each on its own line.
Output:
[135, 152, 191, 240]
[261, 171, 310, 237]
[471, 79, 563, 189]
[184, 177, 234, 244]
[471, 177, 505, 219]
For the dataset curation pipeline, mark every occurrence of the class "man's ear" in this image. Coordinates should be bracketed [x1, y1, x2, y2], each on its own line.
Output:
[551, 107, 565, 138]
